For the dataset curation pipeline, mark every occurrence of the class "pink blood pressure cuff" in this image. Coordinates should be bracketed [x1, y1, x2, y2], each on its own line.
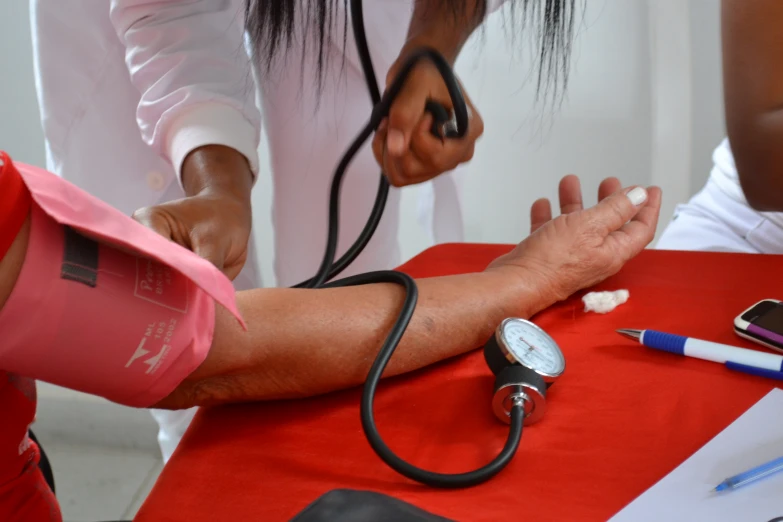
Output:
[0, 154, 245, 407]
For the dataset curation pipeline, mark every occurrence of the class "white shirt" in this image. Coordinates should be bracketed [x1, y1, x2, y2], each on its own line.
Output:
[709, 137, 783, 230]
[31, 0, 506, 217]
[31, 0, 261, 216]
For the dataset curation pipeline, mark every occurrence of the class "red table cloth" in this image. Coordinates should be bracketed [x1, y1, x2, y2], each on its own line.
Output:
[135, 244, 782, 521]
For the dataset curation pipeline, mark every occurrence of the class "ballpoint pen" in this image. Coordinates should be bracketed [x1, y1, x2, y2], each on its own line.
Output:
[712, 455, 783, 493]
[615, 329, 783, 377]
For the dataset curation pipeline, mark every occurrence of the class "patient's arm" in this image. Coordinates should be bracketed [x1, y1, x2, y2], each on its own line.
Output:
[156, 179, 662, 410]
[722, 0, 783, 210]
[155, 270, 546, 409]
[0, 214, 30, 312]
[0, 175, 659, 411]
[0, 207, 548, 410]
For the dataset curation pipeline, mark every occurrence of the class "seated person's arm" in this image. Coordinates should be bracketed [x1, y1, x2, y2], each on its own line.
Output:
[723, 0, 783, 211]
[1, 212, 528, 409]
[0, 155, 32, 313]
[0, 163, 660, 410]
[0, 216, 30, 313]
[157, 180, 662, 409]
[158, 270, 541, 408]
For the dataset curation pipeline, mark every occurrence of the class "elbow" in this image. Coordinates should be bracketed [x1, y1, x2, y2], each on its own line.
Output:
[728, 117, 783, 211]
[743, 192, 780, 213]
[153, 376, 233, 410]
[152, 381, 199, 410]
[737, 167, 783, 212]
[731, 137, 783, 211]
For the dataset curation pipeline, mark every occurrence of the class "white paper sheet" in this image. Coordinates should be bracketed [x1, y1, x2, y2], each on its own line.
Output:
[610, 388, 783, 522]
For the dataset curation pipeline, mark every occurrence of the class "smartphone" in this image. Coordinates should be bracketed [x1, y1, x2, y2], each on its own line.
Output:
[734, 299, 783, 353]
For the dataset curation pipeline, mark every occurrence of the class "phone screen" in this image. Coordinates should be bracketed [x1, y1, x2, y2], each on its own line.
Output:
[752, 304, 783, 334]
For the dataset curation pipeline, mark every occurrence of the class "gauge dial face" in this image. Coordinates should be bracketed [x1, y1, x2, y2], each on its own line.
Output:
[499, 319, 565, 377]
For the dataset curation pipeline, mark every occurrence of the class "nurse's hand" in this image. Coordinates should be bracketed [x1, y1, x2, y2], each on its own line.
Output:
[132, 145, 253, 281]
[486, 175, 662, 305]
[372, 47, 483, 187]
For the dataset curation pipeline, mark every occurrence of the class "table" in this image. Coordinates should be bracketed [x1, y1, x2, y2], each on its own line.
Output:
[135, 244, 782, 521]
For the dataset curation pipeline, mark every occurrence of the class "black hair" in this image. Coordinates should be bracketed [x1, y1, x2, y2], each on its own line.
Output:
[244, 0, 578, 104]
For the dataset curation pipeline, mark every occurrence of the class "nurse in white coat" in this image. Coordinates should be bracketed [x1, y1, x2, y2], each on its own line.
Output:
[30, 0, 513, 461]
[657, 0, 783, 254]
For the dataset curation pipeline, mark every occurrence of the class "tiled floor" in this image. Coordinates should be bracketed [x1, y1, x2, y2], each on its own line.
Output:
[41, 443, 162, 522]
[32, 383, 164, 521]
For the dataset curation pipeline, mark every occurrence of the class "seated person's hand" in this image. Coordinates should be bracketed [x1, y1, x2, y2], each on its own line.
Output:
[487, 175, 661, 305]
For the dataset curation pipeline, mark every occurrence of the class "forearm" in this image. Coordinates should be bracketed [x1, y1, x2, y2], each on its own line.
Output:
[406, 0, 488, 63]
[721, 0, 783, 211]
[157, 269, 552, 409]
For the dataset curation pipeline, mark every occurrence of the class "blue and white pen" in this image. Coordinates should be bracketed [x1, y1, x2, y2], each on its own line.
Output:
[712, 455, 783, 493]
[616, 329, 783, 374]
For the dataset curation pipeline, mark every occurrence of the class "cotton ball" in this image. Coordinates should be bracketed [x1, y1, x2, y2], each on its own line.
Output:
[582, 289, 630, 314]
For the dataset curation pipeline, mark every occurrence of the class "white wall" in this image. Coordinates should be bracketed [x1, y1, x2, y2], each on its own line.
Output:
[0, 1, 46, 166]
[0, 0, 725, 441]
[455, 0, 653, 245]
[689, 0, 725, 188]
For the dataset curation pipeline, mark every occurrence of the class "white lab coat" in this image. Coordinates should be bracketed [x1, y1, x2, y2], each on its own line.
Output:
[30, 0, 504, 461]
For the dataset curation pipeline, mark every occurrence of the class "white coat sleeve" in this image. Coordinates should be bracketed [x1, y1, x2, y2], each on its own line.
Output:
[486, 0, 508, 16]
[109, 0, 261, 185]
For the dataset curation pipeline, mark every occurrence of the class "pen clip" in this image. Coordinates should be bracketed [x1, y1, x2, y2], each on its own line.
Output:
[725, 361, 783, 381]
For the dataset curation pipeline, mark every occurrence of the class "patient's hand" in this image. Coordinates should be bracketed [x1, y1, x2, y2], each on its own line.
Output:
[486, 175, 661, 305]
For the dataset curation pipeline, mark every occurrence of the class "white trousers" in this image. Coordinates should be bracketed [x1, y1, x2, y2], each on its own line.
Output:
[656, 177, 783, 254]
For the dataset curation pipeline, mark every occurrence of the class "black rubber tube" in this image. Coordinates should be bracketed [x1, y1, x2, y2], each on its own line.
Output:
[292, 0, 521, 488]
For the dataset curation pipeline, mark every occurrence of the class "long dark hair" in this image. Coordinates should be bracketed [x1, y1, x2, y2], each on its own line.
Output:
[244, 0, 577, 103]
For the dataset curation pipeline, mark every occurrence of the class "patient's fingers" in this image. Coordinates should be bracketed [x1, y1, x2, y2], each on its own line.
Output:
[558, 175, 583, 214]
[530, 198, 552, 233]
[607, 186, 662, 255]
[620, 185, 662, 232]
[598, 177, 622, 202]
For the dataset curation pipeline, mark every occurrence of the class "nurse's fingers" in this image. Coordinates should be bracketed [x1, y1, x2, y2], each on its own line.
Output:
[399, 129, 476, 184]
[192, 236, 226, 275]
[372, 119, 388, 172]
[383, 148, 408, 186]
[372, 120, 409, 185]
[133, 205, 223, 273]
[530, 198, 553, 233]
[385, 64, 436, 161]
[408, 105, 483, 174]
[382, 115, 475, 186]
[558, 175, 583, 214]
[132, 206, 174, 243]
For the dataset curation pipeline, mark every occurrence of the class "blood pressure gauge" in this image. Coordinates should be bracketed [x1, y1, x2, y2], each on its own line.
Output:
[483, 318, 565, 425]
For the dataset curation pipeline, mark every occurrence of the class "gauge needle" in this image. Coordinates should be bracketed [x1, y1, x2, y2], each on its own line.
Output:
[521, 337, 539, 352]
